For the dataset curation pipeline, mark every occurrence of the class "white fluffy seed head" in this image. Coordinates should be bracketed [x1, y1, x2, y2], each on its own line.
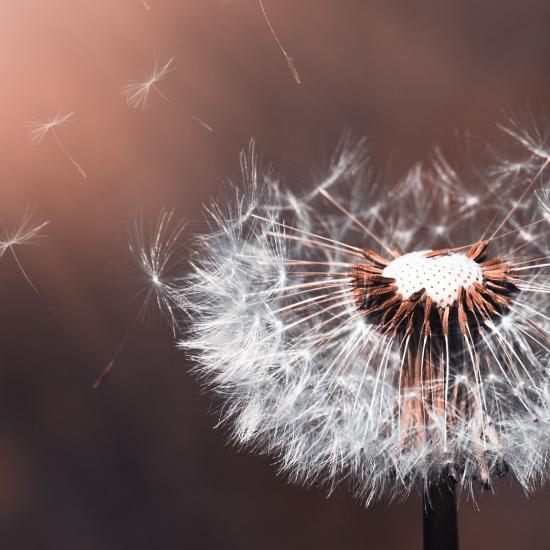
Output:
[382, 251, 483, 308]
[180, 130, 550, 505]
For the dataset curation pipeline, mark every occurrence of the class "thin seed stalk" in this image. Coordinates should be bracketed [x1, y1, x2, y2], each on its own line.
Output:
[422, 479, 459, 550]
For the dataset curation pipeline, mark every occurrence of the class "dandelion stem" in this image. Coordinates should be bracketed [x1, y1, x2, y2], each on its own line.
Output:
[423, 480, 459, 550]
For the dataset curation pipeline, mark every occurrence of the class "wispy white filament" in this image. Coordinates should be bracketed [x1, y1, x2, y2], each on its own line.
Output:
[1, 211, 49, 298]
[26, 111, 86, 179]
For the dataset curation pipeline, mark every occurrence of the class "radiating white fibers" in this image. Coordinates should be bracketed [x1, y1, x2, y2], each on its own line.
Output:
[177, 128, 550, 504]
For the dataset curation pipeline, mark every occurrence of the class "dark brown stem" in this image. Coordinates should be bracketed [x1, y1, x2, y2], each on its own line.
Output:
[423, 479, 459, 550]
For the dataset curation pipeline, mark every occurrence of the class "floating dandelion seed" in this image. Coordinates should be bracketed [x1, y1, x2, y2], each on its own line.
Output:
[126, 208, 186, 330]
[1, 211, 49, 298]
[93, 209, 186, 389]
[256, 0, 301, 84]
[177, 127, 550, 547]
[121, 57, 213, 133]
[141, 0, 151, 10]
[26, 111, 87, 179]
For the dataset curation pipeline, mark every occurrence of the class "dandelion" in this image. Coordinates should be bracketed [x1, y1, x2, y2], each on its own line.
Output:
[121, 57, 213, 133]
[93, 209, 186, 389]
[1, 211, 49, 298]
[26, 111, 87, 179]
[177, 127, 550, 548]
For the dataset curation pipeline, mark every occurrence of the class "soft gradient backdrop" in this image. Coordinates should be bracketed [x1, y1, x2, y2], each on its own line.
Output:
[1, 1, 549, 548]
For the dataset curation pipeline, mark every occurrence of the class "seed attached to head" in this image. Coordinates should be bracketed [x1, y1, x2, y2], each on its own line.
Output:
[352, 243, 516, 338]
[350, 242, 518, 470]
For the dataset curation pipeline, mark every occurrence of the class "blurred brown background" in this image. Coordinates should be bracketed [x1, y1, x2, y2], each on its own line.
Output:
[0, 1, 549, 548]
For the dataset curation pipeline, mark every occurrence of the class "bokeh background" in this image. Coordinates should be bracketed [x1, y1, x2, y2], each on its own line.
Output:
[1, 1, 549, 548]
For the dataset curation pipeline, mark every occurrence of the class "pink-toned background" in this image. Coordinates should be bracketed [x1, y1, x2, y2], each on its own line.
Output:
[0, 1, 549, 548]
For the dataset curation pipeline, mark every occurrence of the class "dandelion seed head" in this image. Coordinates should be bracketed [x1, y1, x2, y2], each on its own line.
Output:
[179, 127, 550, 504]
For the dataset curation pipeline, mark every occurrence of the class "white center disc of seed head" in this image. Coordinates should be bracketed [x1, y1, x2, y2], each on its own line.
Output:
[382, 251, 483, 309]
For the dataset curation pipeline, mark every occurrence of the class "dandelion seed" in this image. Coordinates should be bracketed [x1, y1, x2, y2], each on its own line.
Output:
[176, 119, 550, 523]
[257, 0, 301, 84]
[26, 111, 87, 179]
[94, 209, 186, 389]
[127, 208, 186, 329]
[121, 57, 213, 132]
[141, 0, 151, 10]
[1, 211, 49, 299]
